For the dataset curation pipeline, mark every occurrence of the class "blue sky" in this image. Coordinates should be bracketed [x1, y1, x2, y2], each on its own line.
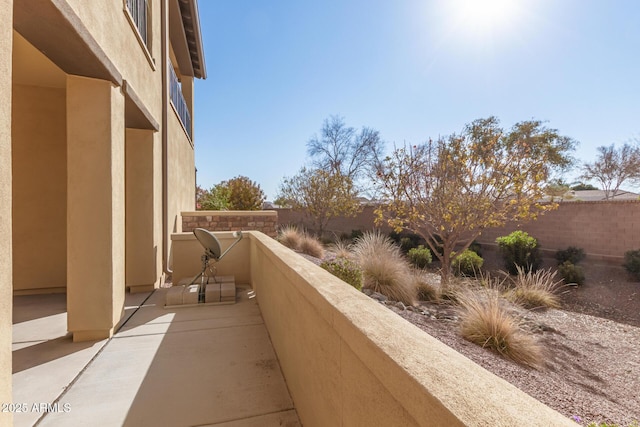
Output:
[194, 0, 640, 200]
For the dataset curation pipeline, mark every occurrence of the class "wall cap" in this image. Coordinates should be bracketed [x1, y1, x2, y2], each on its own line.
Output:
[182, 210, 277, 217]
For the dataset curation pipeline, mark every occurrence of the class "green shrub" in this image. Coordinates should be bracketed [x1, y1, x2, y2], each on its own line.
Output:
[321, 258, 363, 291]
[469, 241, 483, 257]
[452, 249, 484, 277]
[341, 229, 364, 243]
[407, 245, 432, 269]
[557, 261, 585, 285]
[555, 246, 586, 265]
[389, 231, 423, 252]
[496, 231, 542, 275]
[623, 249, 640, 281]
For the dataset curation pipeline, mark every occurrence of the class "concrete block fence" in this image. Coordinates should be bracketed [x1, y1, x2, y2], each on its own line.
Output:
[276, 200, 640, 264]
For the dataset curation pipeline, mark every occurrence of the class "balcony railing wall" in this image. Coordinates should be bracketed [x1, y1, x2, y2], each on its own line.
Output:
[169, 64, 192, 139]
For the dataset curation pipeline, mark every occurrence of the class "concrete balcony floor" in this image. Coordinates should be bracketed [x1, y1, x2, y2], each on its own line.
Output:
[12, 286, 300, 427]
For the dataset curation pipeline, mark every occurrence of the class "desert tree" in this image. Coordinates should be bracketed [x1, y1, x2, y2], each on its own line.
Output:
[307, 115, 384, 193]
[581, 142, 640, 200]
[544, 178, 573, 202]
[197, 184, 230, 210]
[570, 182, 598, 191]
[197, 176, 265, 211]
[374, 117, 577, 284]
[276, 167, 361, 236]
[224, 176, 266, 210]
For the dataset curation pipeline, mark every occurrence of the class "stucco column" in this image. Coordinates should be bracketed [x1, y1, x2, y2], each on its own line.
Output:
[67, 75, 125, 342]
[126, 128, 161, 292]
[0, 1, 13, 424]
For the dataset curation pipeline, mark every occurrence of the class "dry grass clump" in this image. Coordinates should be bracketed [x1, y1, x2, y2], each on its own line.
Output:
[328, 240, 353, 259]
[277, 225, 325, 258]
[504, 266, 562, 309]
[457, 286, 544, 368]
[413, 271, 440, 301]
[277, 225, 303, 250]
[352, 231, 415, 306]
[298, 234, 325, 259]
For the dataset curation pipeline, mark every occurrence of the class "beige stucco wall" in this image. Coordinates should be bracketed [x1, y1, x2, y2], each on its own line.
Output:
[12, 84, 67, 292]
[169, 231, 575, 426]
[0, 1, 13, 423]
[126, 128, 162, 292]
[170, 232, 250, 285]
[59, 0, 198, 278]
[248, 232, 575, 426]
[66, 75, 125, 341]
[166, 113, 195, 236]
[247, 232, 575, 426]
[64, 0, 162, 123]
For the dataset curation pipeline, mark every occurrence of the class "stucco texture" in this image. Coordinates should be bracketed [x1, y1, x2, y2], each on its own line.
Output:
[12, 84, 67, 291]
[0, 1, 13, 423]
[66, 76, 126, 341]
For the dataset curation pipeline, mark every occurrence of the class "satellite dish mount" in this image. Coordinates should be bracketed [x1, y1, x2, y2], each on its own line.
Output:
[189, 228, 243, 302]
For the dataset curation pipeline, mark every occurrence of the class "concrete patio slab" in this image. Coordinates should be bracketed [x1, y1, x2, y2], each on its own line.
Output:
[13, 286, 299, 427]
[201, 409, 301, 427]
[12, 291, 153, 427]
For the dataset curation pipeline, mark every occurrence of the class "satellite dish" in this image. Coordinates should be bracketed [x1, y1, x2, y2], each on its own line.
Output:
[193, 228, 222, 260]
[182, 228, 244, 304]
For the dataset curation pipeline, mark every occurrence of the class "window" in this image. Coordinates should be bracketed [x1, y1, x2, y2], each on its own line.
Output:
[126, 0, 151, 50]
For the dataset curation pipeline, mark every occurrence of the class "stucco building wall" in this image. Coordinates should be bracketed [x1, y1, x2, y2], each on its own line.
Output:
[12, 84, 67, 292]
[8, 0, 205, 341]
[166, 112, 196, 236]
[64, 0, 162, 122]
[0, 0, 13, 422]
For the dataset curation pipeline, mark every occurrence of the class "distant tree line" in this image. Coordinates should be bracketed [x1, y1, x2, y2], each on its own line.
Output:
[276, 114, 639, 282]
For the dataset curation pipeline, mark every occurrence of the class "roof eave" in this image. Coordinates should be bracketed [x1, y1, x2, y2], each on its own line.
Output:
[179, 0, 206, 79]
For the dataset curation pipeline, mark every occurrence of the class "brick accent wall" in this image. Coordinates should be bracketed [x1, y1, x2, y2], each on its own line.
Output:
[277, 201, 640, 264]
[182, 211, 278, 238]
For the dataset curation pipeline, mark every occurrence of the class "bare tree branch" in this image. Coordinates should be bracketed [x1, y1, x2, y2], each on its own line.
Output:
[581, 143, 640, 200]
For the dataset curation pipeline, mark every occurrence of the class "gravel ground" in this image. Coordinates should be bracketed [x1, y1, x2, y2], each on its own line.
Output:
[311, 249, 640, 426]
[395, 249, 640, 427]
[392, 301, 640, 426]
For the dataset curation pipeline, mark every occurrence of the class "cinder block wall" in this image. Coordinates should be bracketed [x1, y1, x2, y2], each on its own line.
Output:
[476, 201, 640, 263]
[181, 210, 278, 238]
[277, 201, 640, 263]
[277, 205, 392, 237]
